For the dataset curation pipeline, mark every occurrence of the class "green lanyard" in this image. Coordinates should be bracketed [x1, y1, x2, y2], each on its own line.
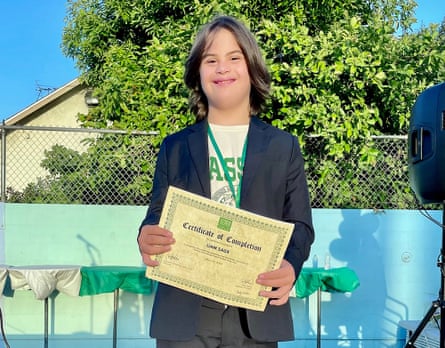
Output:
[207, 125, 248, 208]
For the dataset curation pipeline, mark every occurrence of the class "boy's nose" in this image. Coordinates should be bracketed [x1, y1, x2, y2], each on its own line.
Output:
[216, 63, 229, 73]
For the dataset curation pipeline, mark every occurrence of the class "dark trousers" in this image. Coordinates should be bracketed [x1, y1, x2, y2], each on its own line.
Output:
[157, 302, 278, 348]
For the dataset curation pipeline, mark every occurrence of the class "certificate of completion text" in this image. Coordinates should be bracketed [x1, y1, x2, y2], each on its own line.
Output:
[145, 186, 294, 311]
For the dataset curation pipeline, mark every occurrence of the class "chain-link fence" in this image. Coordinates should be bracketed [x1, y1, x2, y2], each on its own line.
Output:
[0, 125, 419, 209]
[305, 135, 416, 209]
[1, 125, 160, 206]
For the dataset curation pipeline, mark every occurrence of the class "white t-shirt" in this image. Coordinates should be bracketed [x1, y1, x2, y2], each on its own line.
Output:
[208, 123, 249, 207]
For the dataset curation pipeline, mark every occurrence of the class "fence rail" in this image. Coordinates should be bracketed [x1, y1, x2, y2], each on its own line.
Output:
[0, 125, 419, 209]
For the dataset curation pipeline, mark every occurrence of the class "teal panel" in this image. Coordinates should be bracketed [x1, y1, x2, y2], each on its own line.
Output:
[3, 205, 443, 347]
[4, 203, 147, 266]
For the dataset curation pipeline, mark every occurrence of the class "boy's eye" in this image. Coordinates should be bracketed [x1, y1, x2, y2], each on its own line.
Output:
[231, 55, 242, 61]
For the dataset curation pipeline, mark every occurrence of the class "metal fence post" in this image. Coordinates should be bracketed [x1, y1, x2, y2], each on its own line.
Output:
[1, 123, 6, 203]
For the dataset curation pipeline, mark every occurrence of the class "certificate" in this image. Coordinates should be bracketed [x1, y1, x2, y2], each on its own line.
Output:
[145, 186, 294, 311]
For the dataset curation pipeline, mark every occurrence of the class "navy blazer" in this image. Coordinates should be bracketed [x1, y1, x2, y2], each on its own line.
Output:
[140, 116, 314, 342]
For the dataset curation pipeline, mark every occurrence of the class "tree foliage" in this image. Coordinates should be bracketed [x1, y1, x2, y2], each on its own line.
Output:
[14, 0, 445, 207]
[62, 0, 445, 136]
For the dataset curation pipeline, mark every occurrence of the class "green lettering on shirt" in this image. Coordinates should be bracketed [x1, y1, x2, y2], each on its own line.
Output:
[210, 156, 244, 183]
[237, 157, 244, 180]
[225, 158, 236, 181]
[209, 157, 224, 181]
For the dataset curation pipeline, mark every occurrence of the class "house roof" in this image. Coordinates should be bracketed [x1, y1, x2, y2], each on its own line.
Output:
[4, 78, 81, 126]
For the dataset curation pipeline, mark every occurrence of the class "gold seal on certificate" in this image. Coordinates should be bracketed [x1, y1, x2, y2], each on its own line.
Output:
[145, 186, 294, 311]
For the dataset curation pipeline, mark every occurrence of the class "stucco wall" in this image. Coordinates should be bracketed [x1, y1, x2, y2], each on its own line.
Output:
[5, 85, 90, 192]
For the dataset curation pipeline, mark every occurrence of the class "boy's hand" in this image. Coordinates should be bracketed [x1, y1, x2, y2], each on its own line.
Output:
[256, 259, 295, 306]
[138, 225, 175, 267]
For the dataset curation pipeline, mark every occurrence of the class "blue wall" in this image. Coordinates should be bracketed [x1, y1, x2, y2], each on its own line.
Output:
[294, 209, 442, 347]
[0, 204, 442, 347]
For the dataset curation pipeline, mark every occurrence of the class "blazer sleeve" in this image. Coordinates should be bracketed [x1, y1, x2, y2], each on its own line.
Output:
[283, 136, 314, 277]
[139, 139, 169, 229]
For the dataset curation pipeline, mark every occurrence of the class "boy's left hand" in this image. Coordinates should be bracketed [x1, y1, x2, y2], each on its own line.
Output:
[256, 259, 295, 306]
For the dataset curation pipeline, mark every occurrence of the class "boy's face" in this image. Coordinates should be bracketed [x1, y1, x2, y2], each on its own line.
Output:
[199, 28, 251, 122]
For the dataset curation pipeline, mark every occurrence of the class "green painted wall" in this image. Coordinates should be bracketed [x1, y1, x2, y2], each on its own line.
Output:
[4, 203, 147, 266]
[2, 204, 441, 347]
[2, 203, 156, 348]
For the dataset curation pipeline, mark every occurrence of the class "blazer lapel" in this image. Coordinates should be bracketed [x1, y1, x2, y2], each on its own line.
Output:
[241, 117, 270, 201]
[187, 121, 211, 198]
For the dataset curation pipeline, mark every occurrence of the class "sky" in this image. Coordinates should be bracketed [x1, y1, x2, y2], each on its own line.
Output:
[0, 1, 444, 121]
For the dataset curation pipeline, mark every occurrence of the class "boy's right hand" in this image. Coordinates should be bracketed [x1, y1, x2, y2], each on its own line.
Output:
[138, 225, 175, 267]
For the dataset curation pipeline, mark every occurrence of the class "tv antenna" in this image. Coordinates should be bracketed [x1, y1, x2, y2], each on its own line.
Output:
[35, 81, 57, 100]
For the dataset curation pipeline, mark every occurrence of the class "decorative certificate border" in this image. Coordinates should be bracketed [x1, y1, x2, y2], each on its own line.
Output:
[146, 186, 293, 311]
